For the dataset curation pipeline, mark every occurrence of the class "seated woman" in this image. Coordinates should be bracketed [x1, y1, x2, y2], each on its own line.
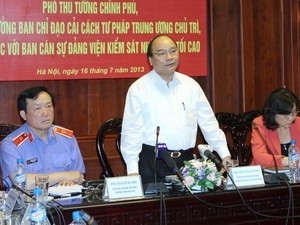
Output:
[251, 87, 300, 168]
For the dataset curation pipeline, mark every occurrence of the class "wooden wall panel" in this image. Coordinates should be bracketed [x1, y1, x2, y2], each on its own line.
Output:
[240, 0, 256, 110]
[53, 81, 89, 134]
[240, 0, 284, 110]
[282, 0, 300, 94]
[87, 79, 133, 133]
[0, 0, 299, 180]
[252, 0, 283, 105]
[209, 0, 242, 113]
[77, 136, 99, 180]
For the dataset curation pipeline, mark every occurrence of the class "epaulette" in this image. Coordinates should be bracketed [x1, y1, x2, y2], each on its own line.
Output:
[13, 132, 33, 147]
[53, 126, 73, 138]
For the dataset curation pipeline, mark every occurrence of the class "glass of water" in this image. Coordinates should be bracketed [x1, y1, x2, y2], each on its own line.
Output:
[35, 175, 49, 199]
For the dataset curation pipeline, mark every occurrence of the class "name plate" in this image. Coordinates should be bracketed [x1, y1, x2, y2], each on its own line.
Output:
[4, 189, 26, 215]
[226, 165, 265, 189]
[102, 175, 144, 202]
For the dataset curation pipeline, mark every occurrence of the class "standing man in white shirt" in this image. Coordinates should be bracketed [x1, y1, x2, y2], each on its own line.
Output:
[121, 35, 231, 184]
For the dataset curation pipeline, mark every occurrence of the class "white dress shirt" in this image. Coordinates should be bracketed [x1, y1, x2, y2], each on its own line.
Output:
[121, 70, 230, 174]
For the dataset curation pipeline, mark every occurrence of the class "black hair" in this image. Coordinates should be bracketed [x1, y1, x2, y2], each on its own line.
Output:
[262, 87, 300, 130]
[17, 86, 54, 112]
[146, 35, 177, 58]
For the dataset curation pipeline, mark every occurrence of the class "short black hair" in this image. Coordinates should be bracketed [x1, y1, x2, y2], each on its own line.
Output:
[17, 86, 54, 112]
[146, 35, 177, 58]
[262, 87, 300, 130]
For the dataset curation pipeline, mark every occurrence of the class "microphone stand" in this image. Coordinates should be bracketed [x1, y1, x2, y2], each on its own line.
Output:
[252, 122, 289, 183]
[154, 126, 160, 183]
[144, 126, 168, 195]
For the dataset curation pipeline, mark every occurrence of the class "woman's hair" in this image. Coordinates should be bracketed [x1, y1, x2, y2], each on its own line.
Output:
[263, 87, 300, 130]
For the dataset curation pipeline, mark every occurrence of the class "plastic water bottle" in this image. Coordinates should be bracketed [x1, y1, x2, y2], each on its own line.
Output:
[69, 211, 86, 225]
[14, 158, 26, 190]
[288, 139, 300, 183]
[29, 188, 47, 225]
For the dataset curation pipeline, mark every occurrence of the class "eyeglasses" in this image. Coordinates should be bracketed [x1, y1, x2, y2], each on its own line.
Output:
[279, 109, 299, 119]
[152, 48, 178, 58]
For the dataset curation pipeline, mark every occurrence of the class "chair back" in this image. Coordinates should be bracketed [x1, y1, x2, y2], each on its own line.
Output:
[0, 123, 20, 190]
[0, 123, 20, 141]
[96, 118, 125, 178]
[215, 110, 261, 166]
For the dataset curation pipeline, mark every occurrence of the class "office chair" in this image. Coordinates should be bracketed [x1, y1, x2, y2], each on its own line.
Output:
[0, 123, 20, 190]
[215, 110, 261, 166]
[96, 118, 125, 178]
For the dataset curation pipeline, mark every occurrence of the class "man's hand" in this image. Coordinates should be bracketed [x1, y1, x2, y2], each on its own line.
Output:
[222, 156, 232, 170]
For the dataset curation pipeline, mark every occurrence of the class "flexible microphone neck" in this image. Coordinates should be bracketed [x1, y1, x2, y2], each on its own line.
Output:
[154, 126, 160, 158]
[252, 121, 279, 173]
[11, 183, 63, 207]
[144, 126, 169, 195]
[159, 150, 186, 184]
[12, 184, 33, 198]
[154, 126, 160, 183]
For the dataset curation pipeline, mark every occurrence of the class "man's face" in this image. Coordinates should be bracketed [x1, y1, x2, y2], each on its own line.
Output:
[148, 36, 179, 78]
[20, 91, 54, 133]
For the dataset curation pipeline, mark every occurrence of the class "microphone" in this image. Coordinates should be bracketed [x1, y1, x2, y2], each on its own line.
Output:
[10, 184, 60, 225]
[154, 126, 160, 158]
[252, 121, 288, 183]
[198, 144, 213, 159]
[159, 150, 186, 184]
[198, 147, 224, 169]
[144, 126, 169, 195]
[79, 210, 99, 225]
[11, 183, 63, 209]
[153, 126, 160, 182]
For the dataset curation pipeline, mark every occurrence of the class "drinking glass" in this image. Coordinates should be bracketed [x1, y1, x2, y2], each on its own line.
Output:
[35, 175, 49, 199]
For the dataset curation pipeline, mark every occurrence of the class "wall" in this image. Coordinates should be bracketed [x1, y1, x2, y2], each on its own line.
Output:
[209, 0, 300, 112]
[0, 0, 299, 179]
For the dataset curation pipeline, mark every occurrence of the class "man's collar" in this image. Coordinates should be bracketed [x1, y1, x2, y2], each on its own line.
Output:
[151, 70, 179, 85]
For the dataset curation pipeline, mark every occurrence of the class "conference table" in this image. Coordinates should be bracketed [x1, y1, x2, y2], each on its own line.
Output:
[54, 181, 300, 225]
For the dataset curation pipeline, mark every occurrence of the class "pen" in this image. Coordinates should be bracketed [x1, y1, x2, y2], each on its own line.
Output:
[50, 192, 82, 199]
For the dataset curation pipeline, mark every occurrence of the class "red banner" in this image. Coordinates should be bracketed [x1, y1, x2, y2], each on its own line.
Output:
[0, 0, 207, 81]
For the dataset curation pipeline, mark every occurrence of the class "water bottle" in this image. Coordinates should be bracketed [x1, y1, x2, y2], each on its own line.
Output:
[69, 211, 86, 225]
[14, 158, 26, 191]
[29, 188, 47, 225]
[288, 139, 300, 183]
